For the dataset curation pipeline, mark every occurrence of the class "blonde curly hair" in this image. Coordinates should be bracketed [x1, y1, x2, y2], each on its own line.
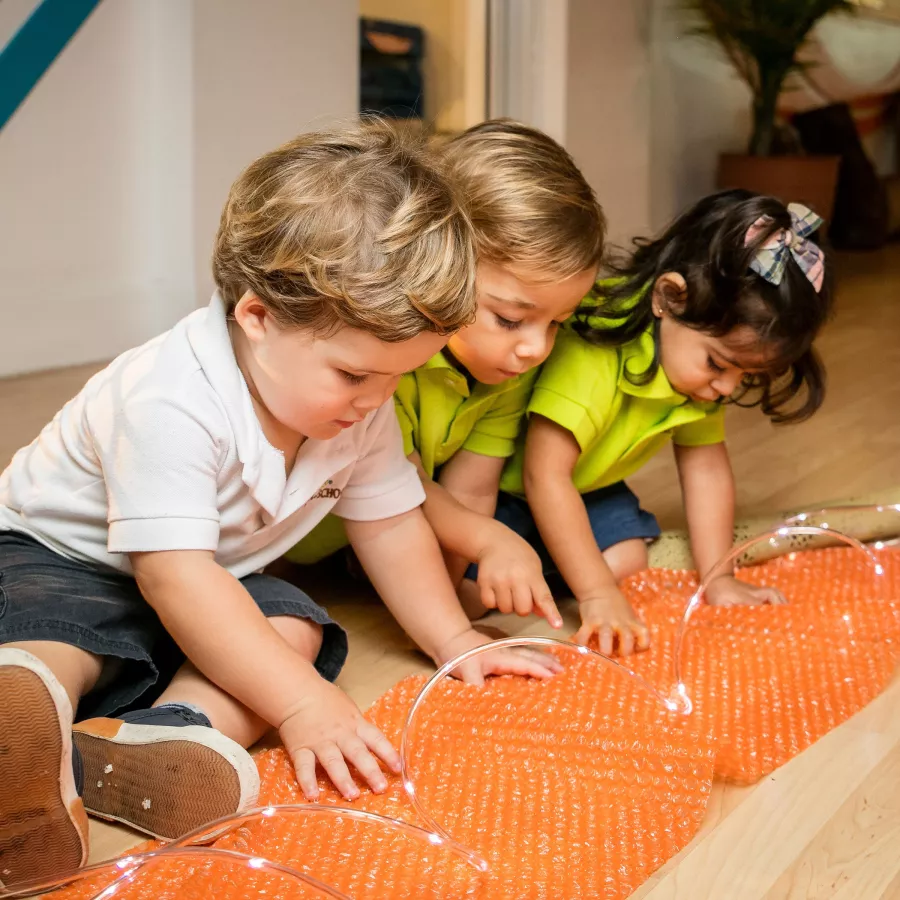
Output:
[441, 119, 605, 280]
[213, 120, 476, 341]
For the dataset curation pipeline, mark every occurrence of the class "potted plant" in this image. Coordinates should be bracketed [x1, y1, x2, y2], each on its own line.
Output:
[685, 0, 855, 222]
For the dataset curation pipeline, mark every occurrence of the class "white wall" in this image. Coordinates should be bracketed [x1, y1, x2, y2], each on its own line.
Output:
[0, 1, 194, 377]
[0, 0, 357, 378]
[565, 0, 654, 246]
[648, 0, 752, 229]
[486, 0, 654, 246]
[515, 0, 899, 243]
[488, 0, 568, 145]
[560, 0, 753, 239]
[192, 0, 357, 301]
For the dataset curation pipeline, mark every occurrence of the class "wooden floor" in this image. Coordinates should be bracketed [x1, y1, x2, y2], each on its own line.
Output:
[2, 246, 899, 898]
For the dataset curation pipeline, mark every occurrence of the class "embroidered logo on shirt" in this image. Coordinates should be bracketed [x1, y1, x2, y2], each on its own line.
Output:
[312, 479, 342, 500]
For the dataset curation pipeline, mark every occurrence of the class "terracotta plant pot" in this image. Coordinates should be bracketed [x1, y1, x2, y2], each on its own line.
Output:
[717, 154, 841, 222]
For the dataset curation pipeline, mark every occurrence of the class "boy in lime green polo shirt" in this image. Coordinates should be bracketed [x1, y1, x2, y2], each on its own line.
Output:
[478, 190, 833, 656]
[290, 120, 606, 629]
[394, 354, 538, 478]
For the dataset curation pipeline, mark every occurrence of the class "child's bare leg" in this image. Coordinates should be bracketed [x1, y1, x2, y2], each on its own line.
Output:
[72, 615, 323, 840]
[3, 640, 102, 710]
[152, 615, 323, 748]
[602, 538, 649, 582]
[458, 577, 490, 621]
[0, 642, 100, 888]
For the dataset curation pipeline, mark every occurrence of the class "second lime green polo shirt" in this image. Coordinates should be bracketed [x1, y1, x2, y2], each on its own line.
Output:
[394, 350, 539, 477]
[500, 325, 725, 496]
[286, 350, 538, 563]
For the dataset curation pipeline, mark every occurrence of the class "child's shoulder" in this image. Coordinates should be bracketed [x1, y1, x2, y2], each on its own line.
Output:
[528, 328, 621, 423]
[542, 325, 620, 381]
[83, 305, 230, 436]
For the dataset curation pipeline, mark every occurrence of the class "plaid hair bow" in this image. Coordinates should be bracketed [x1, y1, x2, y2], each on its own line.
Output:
[745, 203, 825, 293]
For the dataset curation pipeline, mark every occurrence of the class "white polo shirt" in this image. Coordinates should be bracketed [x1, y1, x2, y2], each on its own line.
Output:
[0, 293, 426, 578]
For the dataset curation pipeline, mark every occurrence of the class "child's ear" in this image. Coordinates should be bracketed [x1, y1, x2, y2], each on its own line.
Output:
[651, 272, 687, 317]
[232, 291, 271, 344]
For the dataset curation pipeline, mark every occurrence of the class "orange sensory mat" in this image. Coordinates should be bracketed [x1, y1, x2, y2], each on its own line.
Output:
[623, 544, 900, 782]
[25, 545, 900, 900]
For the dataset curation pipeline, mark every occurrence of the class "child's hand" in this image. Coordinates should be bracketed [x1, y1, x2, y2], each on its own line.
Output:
[476, 523, 563, 628]
[574, 590, 650, 657]
[705, 574, 786, 607]
[278, 678, 401, 803]
[437, 627, 564, 687]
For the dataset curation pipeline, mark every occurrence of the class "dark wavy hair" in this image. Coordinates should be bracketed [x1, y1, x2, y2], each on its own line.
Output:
[573, 189, 834, 424]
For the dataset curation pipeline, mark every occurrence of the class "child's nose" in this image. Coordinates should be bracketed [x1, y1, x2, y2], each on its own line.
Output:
[516, 332, 548, 362]
[712, 370, 742, 397]
[355, 377, 398, 412]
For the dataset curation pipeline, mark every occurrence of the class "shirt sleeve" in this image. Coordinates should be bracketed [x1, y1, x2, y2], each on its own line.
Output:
[673, 406, 726, 447]
[92, 390, 226, 553]
[525, 331, 615, 452]
[462, 372, 537, 459]
[333, 401, 425, 521]
[527, 387, 597, 451]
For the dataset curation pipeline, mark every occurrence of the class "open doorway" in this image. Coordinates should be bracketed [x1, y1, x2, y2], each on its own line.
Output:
[359, 0, 488, 134]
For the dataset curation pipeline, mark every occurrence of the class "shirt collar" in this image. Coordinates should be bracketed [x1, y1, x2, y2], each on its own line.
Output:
[185, 291, 288, 516]
[185, 292, 375, 519]
[420, 349, 531, 398]
[617, 324, 685, 402]
[576, 284, 681, 402]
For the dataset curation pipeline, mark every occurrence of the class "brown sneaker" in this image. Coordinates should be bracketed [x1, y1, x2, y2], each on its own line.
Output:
[0, 648, 89, 891]
[73, 704, 259, 840]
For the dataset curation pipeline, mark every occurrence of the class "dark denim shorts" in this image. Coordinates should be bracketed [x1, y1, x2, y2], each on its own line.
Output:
[466, 481, 660, 581]
[0, 531, 348, 719]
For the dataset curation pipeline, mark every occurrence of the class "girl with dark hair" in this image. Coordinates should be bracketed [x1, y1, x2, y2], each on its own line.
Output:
[486, 190, 833, 655]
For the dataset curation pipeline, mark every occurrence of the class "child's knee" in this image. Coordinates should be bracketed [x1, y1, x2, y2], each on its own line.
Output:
[602, 539, 649, 582]
[458, 578, 490, 621]
[269, 616, 323, 661]
[1, 640, 102, 712]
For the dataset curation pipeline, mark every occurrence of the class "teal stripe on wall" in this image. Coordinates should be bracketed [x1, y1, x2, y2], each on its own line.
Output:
[0, 0, 103, 131]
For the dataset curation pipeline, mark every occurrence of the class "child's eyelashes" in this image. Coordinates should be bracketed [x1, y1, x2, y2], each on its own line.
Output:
[338, 369, 368, 385]
[495, 314, 522, 331]
[707, 355, 725, 374]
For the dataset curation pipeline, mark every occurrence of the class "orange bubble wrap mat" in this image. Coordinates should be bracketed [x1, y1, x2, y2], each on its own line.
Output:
[42, 547, 900, 900]
[623, 545, 900, 783]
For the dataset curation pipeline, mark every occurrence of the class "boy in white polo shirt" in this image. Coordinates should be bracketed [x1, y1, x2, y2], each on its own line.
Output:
[0, 123, 556, 890]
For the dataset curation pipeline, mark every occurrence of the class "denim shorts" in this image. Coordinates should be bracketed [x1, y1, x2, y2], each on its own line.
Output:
[466, 481, 660, 581]
[0, 531, 348, 719]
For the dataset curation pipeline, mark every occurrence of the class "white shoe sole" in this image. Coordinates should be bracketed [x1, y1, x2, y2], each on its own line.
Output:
[73, 718, 260, 841]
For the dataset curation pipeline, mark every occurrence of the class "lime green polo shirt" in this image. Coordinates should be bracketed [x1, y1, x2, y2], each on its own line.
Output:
[393, 350, 539, 478]
[286, 350, 538, 563]
[500, 325, 725, 496]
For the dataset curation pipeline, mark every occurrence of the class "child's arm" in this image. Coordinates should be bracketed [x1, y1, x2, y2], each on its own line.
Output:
[524, 415, 650, 656]
[410, 451, 562, 627]
[675, 442, 785, 606]
[437, 448, 503, 510]
[436, 449, 504, 582]
[130, 550, 398, 801]
[345, 508, 564, 684]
